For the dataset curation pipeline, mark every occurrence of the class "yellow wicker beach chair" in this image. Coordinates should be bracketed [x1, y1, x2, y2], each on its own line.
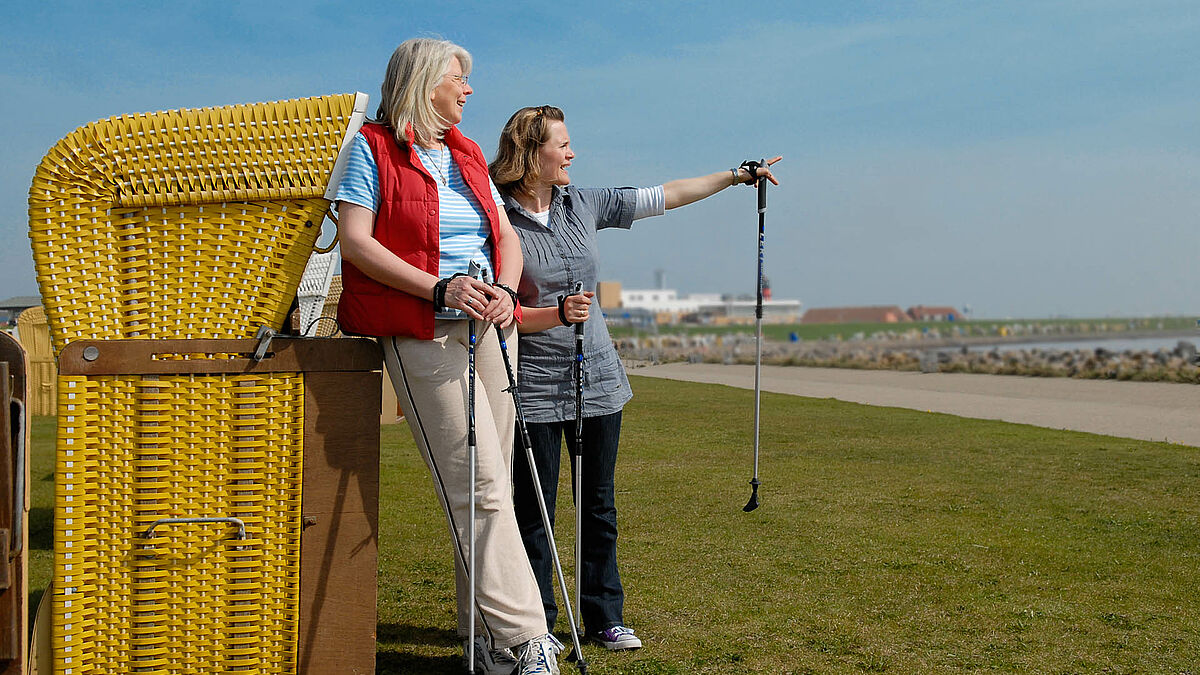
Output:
[29, 93, 368, 351]
[28, 93, 377, 674]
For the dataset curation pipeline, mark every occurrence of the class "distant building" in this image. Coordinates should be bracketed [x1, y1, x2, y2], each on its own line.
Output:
[907, 305, 962, 322]
[801, 305, 909, 324]
[0, 296, 41, 325]
[619, 288, 699, 314]
[708, 297, 802, 324]
[596, 281, 623, 309]
[618, 287, 801, 324]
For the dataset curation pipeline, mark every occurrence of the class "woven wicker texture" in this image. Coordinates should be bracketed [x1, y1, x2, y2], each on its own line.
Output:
[55, 373, 304, 674]
[28, 94, 363, 355]
[31, 93, 368, 674]
[295, 251, 338, 337]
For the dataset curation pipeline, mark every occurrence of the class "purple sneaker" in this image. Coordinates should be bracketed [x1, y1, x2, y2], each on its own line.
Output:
[591, 625, 642, 651]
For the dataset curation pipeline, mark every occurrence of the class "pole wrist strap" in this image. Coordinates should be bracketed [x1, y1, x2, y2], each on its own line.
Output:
[433, 272, 468, 311]
[557, 295, 572, 326]
[738, 159, 764, 186]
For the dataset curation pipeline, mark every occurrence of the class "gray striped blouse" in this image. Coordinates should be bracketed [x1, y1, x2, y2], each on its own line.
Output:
[506, 185, 637, 423]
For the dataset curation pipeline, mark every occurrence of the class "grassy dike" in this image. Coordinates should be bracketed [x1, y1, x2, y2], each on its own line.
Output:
[25, 375, 1200, 673]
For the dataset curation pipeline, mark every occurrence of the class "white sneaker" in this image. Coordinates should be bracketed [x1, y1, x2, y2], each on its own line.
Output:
[463, 635, 519, 675]
[591, 625, 642, 650]
[514, 633, 563, 675]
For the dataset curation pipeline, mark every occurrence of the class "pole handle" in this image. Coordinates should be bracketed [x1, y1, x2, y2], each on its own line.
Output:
[572, 280, 584, 375]
[572, 280, 585, 337]
[756, 157, 767, 212]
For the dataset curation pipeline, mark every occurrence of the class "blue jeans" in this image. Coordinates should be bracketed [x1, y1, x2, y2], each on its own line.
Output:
[513, 411, 624, 634]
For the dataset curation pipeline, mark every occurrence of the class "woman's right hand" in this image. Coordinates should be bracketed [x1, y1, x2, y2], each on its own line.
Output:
[563, 291, 594, 324]
[443, 275, 498, 321]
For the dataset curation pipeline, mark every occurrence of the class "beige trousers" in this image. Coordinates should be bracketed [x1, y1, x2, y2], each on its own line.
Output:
[381, 320, 546, 649]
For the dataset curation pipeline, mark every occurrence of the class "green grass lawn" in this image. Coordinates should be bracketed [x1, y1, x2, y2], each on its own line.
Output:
[26, 375, 1200, 673]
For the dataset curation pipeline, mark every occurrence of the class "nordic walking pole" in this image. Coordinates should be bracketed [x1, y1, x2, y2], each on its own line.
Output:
[467, 315, 478, 673]
[565, 281, 586, 635]
[556, 279, 585, 634]
[496, 327, 589, 674]
[744, 159, 768, 512]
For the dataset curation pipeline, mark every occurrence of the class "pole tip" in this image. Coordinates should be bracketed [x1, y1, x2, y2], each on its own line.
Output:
[743, 479, 761, 512]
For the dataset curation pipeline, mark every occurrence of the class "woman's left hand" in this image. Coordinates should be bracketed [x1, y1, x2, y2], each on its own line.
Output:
[481, 287, 515, 327]
[664, 156, 784, 210]
[741, 156, 783, 185]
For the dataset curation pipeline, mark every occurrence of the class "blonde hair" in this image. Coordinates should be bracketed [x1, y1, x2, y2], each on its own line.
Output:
[375, 38, 472, 148]
[489, 105, 566, 198]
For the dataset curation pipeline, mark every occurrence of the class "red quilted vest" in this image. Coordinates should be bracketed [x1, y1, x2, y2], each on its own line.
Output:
[337, 122, 512, 338]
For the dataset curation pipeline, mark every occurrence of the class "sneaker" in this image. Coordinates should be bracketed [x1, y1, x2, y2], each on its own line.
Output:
[591, 625, 642, 651]
[514, 633, 563, 675]
[463, 635, 519, 675]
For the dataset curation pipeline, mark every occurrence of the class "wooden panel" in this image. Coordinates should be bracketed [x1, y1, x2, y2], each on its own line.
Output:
[59, 337, 382, 375]
[0, 532, 8, 590]
[380, 362, 403, 425]
[0, 345, 23, 403]
[0, 333, 28, 673]
[299, 370, 381, 674]
[0, 362, 15, 661]
[0, 364, 9, 593]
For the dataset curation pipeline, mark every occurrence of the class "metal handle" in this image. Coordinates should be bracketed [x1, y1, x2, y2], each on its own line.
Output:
[9, 400, 25, 559]
[141, 517, 247, 540]
[252, 325, 276, 362]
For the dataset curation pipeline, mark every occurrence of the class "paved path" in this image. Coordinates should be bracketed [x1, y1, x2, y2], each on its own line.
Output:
[632, 363, 1200, 447]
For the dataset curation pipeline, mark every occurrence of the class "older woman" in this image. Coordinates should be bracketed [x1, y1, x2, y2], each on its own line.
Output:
[489, 105, 779, 651]
[336, 41, 561, 675]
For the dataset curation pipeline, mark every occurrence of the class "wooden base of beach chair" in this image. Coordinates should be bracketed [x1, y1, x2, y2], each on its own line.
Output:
[51, 337, 381, 673]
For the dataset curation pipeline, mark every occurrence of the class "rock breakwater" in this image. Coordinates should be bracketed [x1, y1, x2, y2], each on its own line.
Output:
[616, 334, 1200, 383]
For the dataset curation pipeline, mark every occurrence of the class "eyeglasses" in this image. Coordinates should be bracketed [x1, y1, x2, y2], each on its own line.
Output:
[444, 73, 469, 87]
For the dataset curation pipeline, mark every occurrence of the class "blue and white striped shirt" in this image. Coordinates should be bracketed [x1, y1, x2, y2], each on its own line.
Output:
[335, 132, 505, 280]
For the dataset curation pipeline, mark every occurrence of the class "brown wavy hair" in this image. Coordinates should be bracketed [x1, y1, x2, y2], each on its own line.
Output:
[488, 105, 566, 198]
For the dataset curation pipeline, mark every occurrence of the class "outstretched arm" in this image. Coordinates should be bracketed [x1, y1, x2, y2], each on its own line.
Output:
[663, 156, 782, 209]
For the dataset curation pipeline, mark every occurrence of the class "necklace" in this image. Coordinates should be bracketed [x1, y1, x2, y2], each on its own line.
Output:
[418, 142, 449, 187]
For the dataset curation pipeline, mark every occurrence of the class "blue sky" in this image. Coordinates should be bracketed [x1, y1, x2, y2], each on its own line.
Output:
[2, 1, 1197, 318]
